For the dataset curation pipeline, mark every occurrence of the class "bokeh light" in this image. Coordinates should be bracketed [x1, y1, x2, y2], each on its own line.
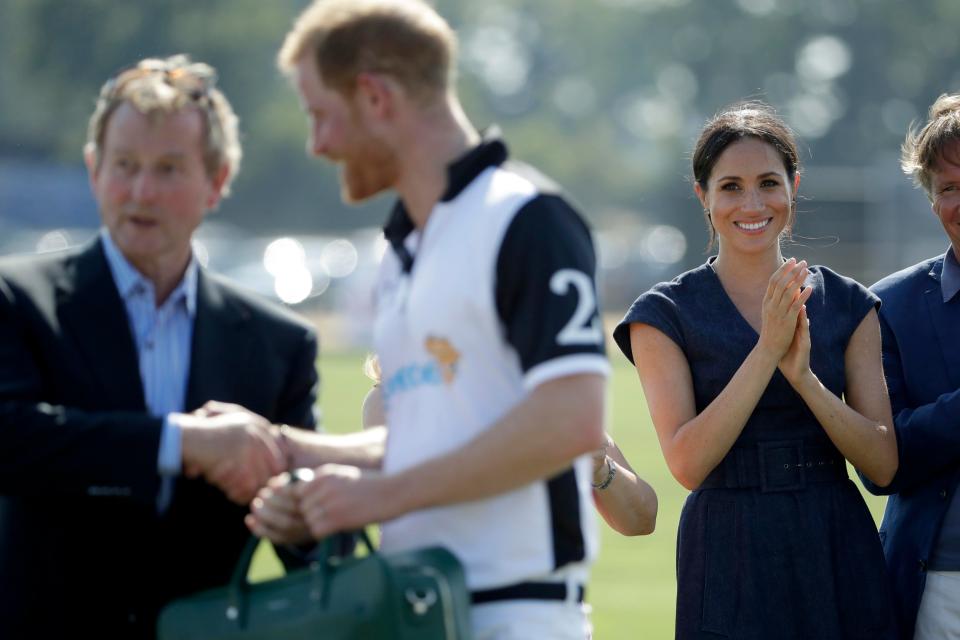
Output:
[35, 230, 71, 253]
[320, 239, 359, 278]
[644, 225, 687, 265]
[263, 237, 306, 277]
[273, 267, 313, 305]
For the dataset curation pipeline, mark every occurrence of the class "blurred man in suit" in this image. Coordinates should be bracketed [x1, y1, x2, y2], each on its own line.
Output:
[0, 55, 319, 639]
[864, 93, 960, 639]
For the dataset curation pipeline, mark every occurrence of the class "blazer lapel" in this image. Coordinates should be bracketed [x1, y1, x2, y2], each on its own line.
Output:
[924, 257, 960, 390]
[185, 270, 251, 411]
[55, 238, 145, 410]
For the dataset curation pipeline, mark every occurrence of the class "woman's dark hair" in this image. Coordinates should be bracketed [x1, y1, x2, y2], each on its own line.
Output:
[692, 101, 801, 249]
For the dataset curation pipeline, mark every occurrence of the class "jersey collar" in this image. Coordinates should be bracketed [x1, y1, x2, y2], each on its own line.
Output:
[383, 127, 508, 272]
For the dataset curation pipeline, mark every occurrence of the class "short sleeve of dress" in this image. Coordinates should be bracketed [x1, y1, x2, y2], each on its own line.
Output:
[818, 267, 881, 346]
[612, 287, 685, 365]
[852, 282, 881, 319]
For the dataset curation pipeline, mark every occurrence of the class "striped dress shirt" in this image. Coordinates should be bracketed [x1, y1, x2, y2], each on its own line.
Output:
[100, 229, 197, 507]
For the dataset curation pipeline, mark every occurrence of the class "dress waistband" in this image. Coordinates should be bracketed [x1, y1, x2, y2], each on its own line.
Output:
[699, 440, 847, 492]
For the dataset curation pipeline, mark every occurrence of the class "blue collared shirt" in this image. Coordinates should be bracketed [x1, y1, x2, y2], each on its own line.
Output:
[100, 229, 196, 487]
[941, 245, 960, 303]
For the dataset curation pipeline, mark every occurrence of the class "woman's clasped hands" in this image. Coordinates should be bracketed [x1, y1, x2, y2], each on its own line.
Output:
[758, 258, 814, 386]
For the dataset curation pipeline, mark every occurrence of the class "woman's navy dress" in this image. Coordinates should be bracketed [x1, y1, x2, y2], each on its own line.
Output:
[613, 260, 897, 639]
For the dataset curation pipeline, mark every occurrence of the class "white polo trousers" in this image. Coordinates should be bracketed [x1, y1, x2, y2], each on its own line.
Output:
[472, 600, 592, 640]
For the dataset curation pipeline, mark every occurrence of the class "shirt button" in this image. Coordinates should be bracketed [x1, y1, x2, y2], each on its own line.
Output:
[940, 489, 948, 499]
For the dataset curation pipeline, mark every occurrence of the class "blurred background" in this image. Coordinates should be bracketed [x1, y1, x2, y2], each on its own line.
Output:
[5, 2, 948, 635]
[2, 0, 957, 347]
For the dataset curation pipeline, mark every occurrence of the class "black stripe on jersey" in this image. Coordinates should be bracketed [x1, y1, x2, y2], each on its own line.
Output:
[495, 190, 606, 373]
[547, 468, 586, 568]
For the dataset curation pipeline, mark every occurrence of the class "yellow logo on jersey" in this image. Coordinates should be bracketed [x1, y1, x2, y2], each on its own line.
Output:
[425, 336, 460, 384]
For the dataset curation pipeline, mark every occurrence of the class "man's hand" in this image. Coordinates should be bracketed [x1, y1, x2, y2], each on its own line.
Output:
[296, 464, 392, 539]
[245, 472, 314, 545]
[174, 405, 285, 505]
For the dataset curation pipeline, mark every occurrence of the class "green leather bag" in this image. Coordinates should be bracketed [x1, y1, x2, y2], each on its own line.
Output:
[157, 531, 474, 640]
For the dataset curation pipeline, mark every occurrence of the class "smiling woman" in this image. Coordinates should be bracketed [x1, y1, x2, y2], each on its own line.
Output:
[612, 101, 899, 639]
[696, 136, 794, 259]
[690, 101, 800, 254]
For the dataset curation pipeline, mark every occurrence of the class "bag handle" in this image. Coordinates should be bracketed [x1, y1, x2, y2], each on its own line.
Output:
[223, 529, 377, 627]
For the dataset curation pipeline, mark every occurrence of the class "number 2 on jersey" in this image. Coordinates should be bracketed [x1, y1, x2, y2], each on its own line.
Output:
[550, 269, 603, 345]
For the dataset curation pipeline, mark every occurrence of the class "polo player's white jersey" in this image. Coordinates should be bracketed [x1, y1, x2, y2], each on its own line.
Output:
[372, 135, 609, 590]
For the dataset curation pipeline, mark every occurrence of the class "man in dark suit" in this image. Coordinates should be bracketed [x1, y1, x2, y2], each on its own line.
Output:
[0, 55, 319, 639]
[864, 93, 960, 639]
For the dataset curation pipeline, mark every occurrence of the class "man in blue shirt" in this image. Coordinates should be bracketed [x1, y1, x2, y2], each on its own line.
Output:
[864, 93, 960, 639]
[0, 55, 319, 639]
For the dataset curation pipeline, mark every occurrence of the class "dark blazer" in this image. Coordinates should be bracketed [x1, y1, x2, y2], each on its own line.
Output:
[0, 238, 319, 639]
[861, 253, 960, 639]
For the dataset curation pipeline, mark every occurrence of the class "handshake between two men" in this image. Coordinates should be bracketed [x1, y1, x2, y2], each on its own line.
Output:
[173, 400, 388, 545]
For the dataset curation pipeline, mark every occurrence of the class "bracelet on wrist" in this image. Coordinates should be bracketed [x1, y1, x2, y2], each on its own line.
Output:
[592, 455, 617, 490]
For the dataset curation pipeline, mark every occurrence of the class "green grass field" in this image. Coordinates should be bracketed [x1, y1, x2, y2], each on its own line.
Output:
[252, 350, 888, 639]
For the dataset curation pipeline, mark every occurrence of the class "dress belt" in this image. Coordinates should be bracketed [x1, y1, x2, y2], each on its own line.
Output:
[699, 440, 847, 492]
[471, 581, 585, 604]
